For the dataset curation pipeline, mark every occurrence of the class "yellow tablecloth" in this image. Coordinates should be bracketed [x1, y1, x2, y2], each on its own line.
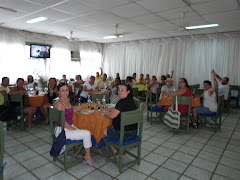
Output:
[72, 111, 112, 145]
[158, 96, 201, 108]
[132, 85, 148, 91]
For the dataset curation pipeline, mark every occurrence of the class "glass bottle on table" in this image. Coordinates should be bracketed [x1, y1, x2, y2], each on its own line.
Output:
[87, 95, 91, 109]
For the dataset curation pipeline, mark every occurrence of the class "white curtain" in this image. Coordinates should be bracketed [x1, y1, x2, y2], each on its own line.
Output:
[103, 32, 240, 86]
[0, 27, 102, 84]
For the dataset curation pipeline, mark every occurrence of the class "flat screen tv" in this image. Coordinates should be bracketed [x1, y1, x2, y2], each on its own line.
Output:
[30, 44, 50, 58]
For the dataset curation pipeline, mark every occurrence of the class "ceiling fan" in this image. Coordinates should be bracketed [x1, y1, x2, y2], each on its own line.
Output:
[103, 24, 124, 39]
[66, 31, 82, 41]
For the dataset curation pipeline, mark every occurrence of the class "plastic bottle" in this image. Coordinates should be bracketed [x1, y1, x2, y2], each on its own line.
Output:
[102, 95, 106, 107]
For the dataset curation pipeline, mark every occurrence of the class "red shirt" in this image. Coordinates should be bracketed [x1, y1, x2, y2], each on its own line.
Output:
[178, 87, 192, 115]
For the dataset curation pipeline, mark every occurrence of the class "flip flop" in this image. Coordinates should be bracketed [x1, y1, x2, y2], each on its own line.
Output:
[83, 160, 98, 167]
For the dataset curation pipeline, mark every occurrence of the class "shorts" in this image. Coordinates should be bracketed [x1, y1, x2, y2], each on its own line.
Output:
[196, 107, 216, 115]
[107, 128, 137, 141]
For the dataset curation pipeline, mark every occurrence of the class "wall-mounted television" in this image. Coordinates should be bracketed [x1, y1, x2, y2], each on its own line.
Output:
[30, 44, 50, 58]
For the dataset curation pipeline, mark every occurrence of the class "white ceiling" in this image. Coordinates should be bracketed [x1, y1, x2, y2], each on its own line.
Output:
[0, 0, 240, 43]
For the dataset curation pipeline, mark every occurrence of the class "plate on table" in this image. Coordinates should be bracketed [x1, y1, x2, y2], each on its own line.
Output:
[107, 104, 116, 108]
[80, 110, 94, 115]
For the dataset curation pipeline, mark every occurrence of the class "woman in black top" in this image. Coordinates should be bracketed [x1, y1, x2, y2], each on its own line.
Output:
[40, 78, 58, 124]
[102, 84, 137, 153]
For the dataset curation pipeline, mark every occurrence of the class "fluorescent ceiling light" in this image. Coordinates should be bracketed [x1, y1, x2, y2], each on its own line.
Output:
[26, 17, 48, 24]
[103, 35, 123, 39]
[186, 24, 219, 30]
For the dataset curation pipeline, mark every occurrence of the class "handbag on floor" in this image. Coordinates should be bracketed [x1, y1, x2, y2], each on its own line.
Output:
[163, 96, 181, 129]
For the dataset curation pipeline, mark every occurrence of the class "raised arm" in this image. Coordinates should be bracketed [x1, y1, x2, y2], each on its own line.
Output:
[212, 70, 222, 81]
[100, 67, 103, 76]
[209, 71, 218, 94]
[170, 70, 174, 79]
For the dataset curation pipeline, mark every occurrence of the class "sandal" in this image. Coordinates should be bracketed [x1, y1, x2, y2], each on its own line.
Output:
[83, 160, 98, 167]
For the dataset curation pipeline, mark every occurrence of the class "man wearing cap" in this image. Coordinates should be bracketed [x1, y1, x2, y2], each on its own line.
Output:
[160, 78, 174, 100]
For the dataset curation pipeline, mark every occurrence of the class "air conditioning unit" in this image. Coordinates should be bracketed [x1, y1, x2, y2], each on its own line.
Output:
[71, 51, 80, 61]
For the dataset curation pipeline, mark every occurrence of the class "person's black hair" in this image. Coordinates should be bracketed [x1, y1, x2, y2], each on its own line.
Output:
[203, 80, 211, 86]
[122, 83, 133, 97]
[152, 75, 157, 80]
[225, 77, 229, 82]
[17, 78, 24, 83]
[90, 76, 95, 79]
[161, 75, 166, 80]
[133, 73, 136, 75]
[57, 82, 68, 91]
[180, 78, 190, 88]
[27, 75, 34, 84]
[79, 75, 82, 80]
[2, 77, 8, 82]
[115, 77, 121, 85]
[140, 73, 144, 76]
[166, 74, 170, 78]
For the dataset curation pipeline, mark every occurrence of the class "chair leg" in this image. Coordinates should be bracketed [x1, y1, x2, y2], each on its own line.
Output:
[150, 111, 152, 125]
[118, 148, 123, 173]
[147, 110, 149, 122]
[137, 144, 141, 165]
[105, 143, 109, 162]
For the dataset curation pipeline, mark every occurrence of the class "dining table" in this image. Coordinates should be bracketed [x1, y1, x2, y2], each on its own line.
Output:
[158, 96, 201, 107]
[72, 105, 113, 148]
[25, 93, 49, 107]
[132, 85, 148, 91]
[88, 90, 111, 96]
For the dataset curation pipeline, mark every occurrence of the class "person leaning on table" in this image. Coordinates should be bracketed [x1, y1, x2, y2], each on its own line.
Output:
[101, 84, 137, 155]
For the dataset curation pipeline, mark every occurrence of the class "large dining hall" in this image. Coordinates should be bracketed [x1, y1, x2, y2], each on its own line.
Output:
[0, 0, 240, 180]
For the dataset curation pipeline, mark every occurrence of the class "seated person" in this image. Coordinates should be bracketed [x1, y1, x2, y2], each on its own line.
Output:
[212, 70, 229, 101]
[137, 74, 145, 85]
[102, 84, 137, 154]
[95, 67, 103, 81]
[40, 78, 58, 125]
[132, 73, 137, 85]
[9, 78, 37, 128]
[145, 74, 151, 85]
[111, 77, 121, 96]
[147, 76, 159, 95]
[27, 75, 37, 89]
[0, 77, 10, 106]
[115, 73, 121, 84]
[192, 72, 218, 129]
[126, 76, 133, 86]
[54, 82, 97, 167]
[80, 76, 98, 103]
[96, 73, 110, 89]
[160, 78, 174, 99]
[159, 75, 166, 86]
[74, 75, 84, 84]
[58, 74, 68, 85]
[163, 78, 192, 116]
[166, 70, 174, 79]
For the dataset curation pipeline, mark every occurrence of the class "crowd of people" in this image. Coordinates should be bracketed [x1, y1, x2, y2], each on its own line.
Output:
[0, 68, 230, 167]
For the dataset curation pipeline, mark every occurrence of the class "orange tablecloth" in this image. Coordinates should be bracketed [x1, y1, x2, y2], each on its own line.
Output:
[72, 111, 112, 145]
[158, 96, 201, 108]
[27, 95, 49, 107]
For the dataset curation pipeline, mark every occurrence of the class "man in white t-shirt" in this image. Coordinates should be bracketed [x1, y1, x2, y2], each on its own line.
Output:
[80, 76, 98, 103]
[192, 72, 218, 129]
[159, 78, 174, 100]
[212, 70, 229, 100]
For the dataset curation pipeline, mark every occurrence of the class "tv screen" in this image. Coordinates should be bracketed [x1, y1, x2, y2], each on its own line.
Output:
[30, 44, 50, 58]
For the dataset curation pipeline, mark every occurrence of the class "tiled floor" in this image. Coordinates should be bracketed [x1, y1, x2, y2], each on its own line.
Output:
[2, 108, 240, 180]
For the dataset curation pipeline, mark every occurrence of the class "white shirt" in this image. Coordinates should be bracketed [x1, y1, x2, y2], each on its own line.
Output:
[203, 90, 217, 112]
[27, 82, 34, 89]
[132, 79, 137, 85]
[160, 85, 174, 100]
[80, 81, 98, 98]
[218, 81, 229, 100]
